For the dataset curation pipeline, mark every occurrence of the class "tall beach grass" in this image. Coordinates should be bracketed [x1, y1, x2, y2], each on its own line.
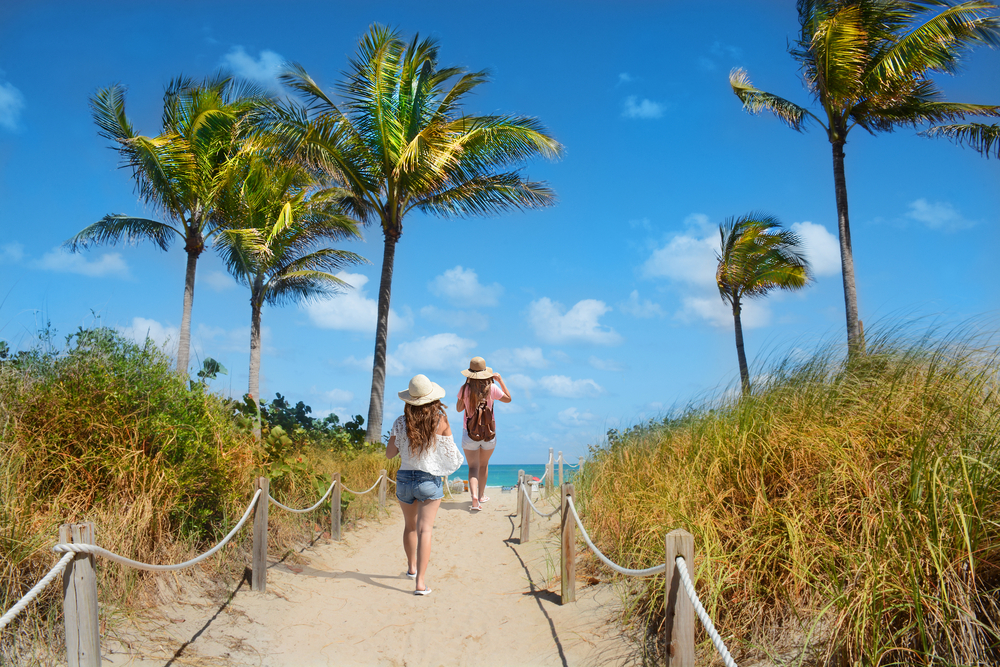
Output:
[577, 324, 1000, 666]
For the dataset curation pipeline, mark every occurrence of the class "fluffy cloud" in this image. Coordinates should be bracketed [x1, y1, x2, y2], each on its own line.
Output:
[791, 221, 840, 276]
[618, 73, 633, 84]
[420, 305, 488, 332]
[642, 231, 717, 287]
[527, 297, 622, 345]
[0, 78, 25, 131]
[619, 290, 664, 318]
[505, 373, 536, 399]
[119, 317, 178, 353]
[201, 270, 238, 292]
[1, 243, 24, 263]
[489, 347, 550, 371]
[343, 353, 406, 377]
[538, 375, 604, 398]
[675, 295, 771, 329]
[428, 266, 503, 307]
[558, 407, 600, 426]
[221, 47, 285, 92]
[589, 355, 624, 372]
[324, 388, 355, 404]
[35, 248, 129, 278]
[622, 95, 664, 119]
[906, 198, 976, 232]
[304, 271, 410, 333]
[393, 333, 477, 373]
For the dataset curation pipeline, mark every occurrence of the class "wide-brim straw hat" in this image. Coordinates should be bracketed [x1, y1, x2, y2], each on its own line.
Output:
[461, 356, 495, 380]
[398, 374, 446, 405]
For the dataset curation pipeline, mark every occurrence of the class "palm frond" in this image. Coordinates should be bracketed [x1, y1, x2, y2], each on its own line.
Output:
[264, 270, 353, 307]
[921, 122, 1000, 158]
[730, 69, 815, 131]
[64, 215, 179, 252]
[412, 172, 556, 218]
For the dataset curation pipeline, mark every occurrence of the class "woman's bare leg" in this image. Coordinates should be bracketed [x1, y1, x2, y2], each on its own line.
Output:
[477, 446, 495, 502]
[464, 448, 482, 508]
[414, 498, 441, 591]
[398, 499, 419, 575]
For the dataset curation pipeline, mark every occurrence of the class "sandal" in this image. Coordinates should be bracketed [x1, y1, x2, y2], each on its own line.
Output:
[405, 570, 417, 579]
[479, 496, 490, 503]
[471, 504, 482, 512]
[414, 588, 432, 596]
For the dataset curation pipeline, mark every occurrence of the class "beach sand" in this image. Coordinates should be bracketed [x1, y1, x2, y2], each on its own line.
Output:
[102, 489, 636, 666]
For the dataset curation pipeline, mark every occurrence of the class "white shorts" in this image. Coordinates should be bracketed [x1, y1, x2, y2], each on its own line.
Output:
[462, 430, 496, 451]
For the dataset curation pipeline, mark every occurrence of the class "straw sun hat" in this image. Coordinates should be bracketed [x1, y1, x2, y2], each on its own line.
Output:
[461, 356, 496, 380]
[398, 374, 446, 405]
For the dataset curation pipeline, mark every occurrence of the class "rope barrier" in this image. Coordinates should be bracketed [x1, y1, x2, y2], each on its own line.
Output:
[518, 482, 560, 518]
[339, 474, 384, 496]
[269, 478, 338, 514]
[565, 497, 665, 577]
[51, 489, 262, 572]
[676, 555, 739, 667]
[0, 552, 75, 631]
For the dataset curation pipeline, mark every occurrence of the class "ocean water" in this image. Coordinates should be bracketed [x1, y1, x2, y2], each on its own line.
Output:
[447, 463, 577, 488]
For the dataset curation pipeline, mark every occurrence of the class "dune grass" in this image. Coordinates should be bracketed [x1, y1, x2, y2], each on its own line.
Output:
[576, 325, 1000, 666]
[0, 327, 393, 664]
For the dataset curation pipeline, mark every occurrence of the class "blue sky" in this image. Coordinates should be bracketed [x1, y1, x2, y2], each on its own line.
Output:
[1, 1, 998, 464]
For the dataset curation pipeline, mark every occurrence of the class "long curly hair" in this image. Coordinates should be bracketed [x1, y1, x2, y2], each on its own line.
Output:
[464, 378, 494, 411]
[404, 400, 448, 456]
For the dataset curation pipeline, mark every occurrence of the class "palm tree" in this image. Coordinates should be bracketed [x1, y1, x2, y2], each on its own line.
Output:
[276, 25, 563, 442]
[730, 0, 1000, 354]
[923, 122, 1000, 157]
[716, 213, 810, 394]
[215, 157, 366, 431]
[66, 75, 271, 373]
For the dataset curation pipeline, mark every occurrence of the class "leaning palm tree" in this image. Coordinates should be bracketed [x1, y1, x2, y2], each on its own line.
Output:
[923, 121, 1000, 157]
[66, 75, 271, 373]
[277, 25, 563, 441]
[731, 0, 1000, 354]
[716, 213, 810, 394]
[215, 157, 366, 431]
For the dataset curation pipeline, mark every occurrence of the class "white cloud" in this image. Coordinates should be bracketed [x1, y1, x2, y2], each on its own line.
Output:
[906, 198, 976, 232]
[489, 347, 551, 371]
[196, 322, 272, 355]
[0, 78, 25, 131]
[343, 353, 407, 377]
[558, 407, 599, 426]
[221, 47, 285, 92]
[618, 73, 633, 84]
[619, 290, 664, 318]
[420, 305, 488, 332]
[527, 297, 622, 345]
[36, 248, 129, 278]
[119, 317, 178, 353]
[676, 295, 771, 329]
[1, 243, 24, 263]
[589, 355, 624, 372]
[642, 231, 717, 287]
[324, 388, 354, 404]
[304, 271, 410, 333]
[428, 266, 503, 307]
[505, 373, 537, 399]
[538, 375, 604, 398]
[394, 333, 477, 373]
[791, 221, 840, 277]
[622, 95, 664, 119]
[201, 270, 237, 292]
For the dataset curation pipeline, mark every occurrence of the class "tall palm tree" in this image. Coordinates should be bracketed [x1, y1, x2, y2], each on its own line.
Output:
[215, 157, 366, 429]
[716, 213, 810, 394]
[276, 25, 563, 441]
[66, 75, 271, 373]
[730, 0, 1000, 354]
[923, 121, 1000, 157]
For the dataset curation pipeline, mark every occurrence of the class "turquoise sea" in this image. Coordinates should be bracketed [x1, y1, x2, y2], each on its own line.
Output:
[448, 463, 578, 488]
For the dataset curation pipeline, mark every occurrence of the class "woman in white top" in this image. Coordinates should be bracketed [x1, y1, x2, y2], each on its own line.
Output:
[456, 357, 512, 512]
[386, 374, 454, 596]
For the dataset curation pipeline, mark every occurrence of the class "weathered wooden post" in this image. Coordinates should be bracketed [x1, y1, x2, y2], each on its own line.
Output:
[61, 523, 100, 667]
[560, 484, 576, 605]
[516, 470, 524, 517]
[252, 477, 269, 592]
[558, 451, 564, 488]
[547, 448, 554, 496]
[665, 529, 695, 667]
[330, 472, 342, 541]
[519, 482, 531, 543]
[378, 469, 387, 509]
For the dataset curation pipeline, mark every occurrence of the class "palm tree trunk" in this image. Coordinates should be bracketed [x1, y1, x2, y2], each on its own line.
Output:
[249, 278, 264, 440]
[732, 299, 751, 395]
[831, 140, 861, 355]
[365, 234, 397, 443]
[176, 249, 199, 374]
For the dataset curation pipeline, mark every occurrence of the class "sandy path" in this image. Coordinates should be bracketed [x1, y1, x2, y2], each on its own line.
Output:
[104, 490, 635, 667]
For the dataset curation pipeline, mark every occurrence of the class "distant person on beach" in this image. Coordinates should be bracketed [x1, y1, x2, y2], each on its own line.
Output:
[386, 374, 457, 596]
[456, 356, 512, 512]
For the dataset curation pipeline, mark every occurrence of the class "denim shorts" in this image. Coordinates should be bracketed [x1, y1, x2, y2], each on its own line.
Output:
[395, 469, 444, 504]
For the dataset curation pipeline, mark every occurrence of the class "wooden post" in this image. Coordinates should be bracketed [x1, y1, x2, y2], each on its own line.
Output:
[558, 451, 564, 488]
[560, 484, 576, 605]
[378, 469, 387, 509]
[547, 448, 554, 496]
[252, 477, 269, 592]
[519, 484, 531, 543]
[61, 523, 100, 667]
[665, 529, 695, 667]
[516, 470, 524, 517]
[330, 472, 342, 541]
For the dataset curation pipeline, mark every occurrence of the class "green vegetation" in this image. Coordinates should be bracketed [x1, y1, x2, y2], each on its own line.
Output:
[578, 326, 1000, 666]
[0, 326, 392, 661]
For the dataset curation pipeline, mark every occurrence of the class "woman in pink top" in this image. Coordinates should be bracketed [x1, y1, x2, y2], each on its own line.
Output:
[456, 356, 512, 511]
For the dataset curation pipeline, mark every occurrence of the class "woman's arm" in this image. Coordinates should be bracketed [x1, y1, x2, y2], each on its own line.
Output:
[455, 383, 466, 413]
[385, 435, 398, 460]
[436, 411, 453, 437]
[494, 373, 512, 403]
